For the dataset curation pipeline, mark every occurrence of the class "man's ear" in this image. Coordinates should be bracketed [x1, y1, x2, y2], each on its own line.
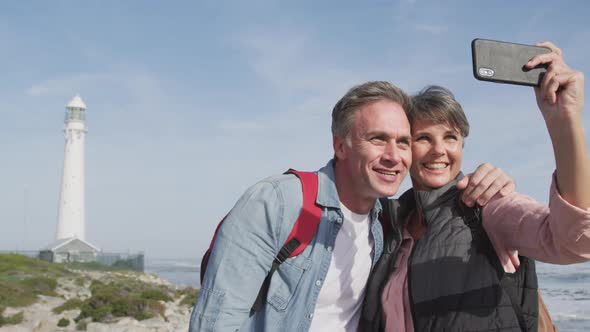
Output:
[333, 135, 347, 160]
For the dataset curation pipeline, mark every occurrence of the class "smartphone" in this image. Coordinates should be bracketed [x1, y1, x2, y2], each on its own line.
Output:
[471, 39, 551, 86]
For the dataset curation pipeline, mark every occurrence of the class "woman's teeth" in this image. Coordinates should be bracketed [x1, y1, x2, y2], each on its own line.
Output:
[424, 163, 448, 169]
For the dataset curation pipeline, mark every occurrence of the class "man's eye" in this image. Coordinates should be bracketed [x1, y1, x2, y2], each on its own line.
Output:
[398, 138, 410, 145]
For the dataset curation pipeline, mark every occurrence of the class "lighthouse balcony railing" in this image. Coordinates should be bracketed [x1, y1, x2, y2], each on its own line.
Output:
[65, 109, 86, 122]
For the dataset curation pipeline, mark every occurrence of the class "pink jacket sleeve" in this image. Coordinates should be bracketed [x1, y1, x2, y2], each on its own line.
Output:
[483, 173, 590, 268]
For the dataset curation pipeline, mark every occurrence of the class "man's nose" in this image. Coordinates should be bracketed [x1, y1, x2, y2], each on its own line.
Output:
[384, 143, 402, 164]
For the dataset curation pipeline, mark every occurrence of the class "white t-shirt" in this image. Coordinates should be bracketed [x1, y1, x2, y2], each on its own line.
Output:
[309, 202, 374, 331]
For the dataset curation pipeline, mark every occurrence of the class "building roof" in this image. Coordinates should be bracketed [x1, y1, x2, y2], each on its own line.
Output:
[66, 94, 87, 109]
[43, 237, 100, 252]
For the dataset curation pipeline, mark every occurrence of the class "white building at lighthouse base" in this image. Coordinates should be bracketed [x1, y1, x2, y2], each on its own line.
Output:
[40, 237, 100, 263]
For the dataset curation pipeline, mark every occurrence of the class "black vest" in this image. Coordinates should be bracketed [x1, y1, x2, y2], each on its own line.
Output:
[360, 177, 539, 331]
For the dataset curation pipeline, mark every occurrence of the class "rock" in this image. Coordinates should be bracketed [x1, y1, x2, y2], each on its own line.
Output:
[0, 326, 31, 332]
[32, 319, 56, 332]
[2, 307, 21, 316]
[116, 317, 138, 326]
[125, 327, 150, 332]
[61, 309, 81, 320]
[86, 322, 111, 332]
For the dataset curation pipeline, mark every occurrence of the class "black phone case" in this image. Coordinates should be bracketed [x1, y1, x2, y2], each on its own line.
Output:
[471, 39, 551, 86]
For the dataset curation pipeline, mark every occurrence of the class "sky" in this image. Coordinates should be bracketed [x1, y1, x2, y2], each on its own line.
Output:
[1, 0, 589, 259]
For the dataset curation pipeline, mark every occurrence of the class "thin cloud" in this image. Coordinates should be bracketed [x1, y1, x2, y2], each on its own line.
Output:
[234, 27, 310, 88]
[232, 25, 397, 105]
[27, 73, 108, 97]
[414, 23, 448, 35]
[217, 120, 265, 132]
[26, 69, 167, 115]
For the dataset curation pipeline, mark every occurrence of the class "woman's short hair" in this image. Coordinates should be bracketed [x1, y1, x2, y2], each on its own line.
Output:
[409, 85, 470, 138]
[331, 81, 412, 138]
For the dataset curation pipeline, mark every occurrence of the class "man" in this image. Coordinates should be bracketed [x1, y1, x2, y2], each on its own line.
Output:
[189, 81, 513, 331]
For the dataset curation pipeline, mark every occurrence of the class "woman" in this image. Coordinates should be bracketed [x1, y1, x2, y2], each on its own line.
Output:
[360, 42, 590, 331]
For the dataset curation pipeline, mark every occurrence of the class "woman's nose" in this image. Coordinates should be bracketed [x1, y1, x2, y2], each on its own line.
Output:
[431, 140, 446, 155]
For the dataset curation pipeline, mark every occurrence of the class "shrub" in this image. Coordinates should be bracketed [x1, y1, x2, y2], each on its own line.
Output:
[0, 311, 24, 327]
[19, 276, 58, 296]
[57, 317, 70, 327]
[0, 254, 66, 276]
[78, 301, 112, 322]
[74, 277, 85, 287]
[141, 288, 172, 302]
[111, 296, 141, 317]
[0, 279, 37, 308]
[75, 278, 172, 323]
[146, 299, 165, 317]
[53, 298, 84, 314]
[0, 255, 70, 310]
[76, 319, 88, 330]
[179, 287, 199, 307]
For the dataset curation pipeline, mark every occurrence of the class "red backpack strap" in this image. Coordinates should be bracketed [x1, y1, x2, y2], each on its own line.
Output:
[208, 215, 227, 251]
[283, 169, 322, 257]
[250, 169, 322, 314]
[200, 214, 228, 283]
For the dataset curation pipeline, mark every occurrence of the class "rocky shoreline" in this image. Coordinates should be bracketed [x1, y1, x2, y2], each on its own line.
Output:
[0, 270, 193, 332]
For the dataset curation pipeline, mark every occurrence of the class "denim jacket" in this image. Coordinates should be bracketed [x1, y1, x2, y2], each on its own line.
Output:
[189, 160, 384, 331]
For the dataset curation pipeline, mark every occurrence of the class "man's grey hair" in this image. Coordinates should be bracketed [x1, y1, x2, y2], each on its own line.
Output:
[409, 85, 470, 138]
[331, 81, 412, 139]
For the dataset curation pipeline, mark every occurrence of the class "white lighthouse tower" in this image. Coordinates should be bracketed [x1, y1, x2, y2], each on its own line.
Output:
[56, 95, 88, 241]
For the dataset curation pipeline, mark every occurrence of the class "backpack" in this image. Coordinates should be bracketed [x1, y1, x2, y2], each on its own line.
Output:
[199, 169, 322, 314]
[459, 200, 557, 331]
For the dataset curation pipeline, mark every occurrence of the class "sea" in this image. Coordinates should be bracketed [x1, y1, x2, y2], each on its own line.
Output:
[146, 259, 590, 331]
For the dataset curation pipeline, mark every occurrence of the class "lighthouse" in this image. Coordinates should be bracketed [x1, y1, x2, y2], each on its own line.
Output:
[56, 95, 87, 241]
